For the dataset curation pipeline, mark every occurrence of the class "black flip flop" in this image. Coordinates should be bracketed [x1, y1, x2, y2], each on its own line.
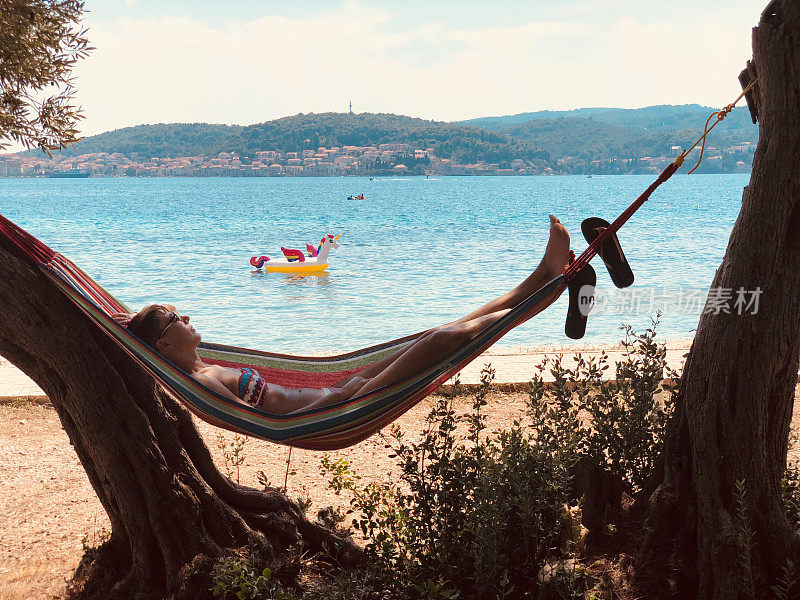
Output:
[581, 217, 634, 288]
[565, 263, 596, 340]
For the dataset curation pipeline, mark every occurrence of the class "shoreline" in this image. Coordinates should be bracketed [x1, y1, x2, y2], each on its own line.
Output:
[473, 336, 694, 356]
[0, 338, 694, 399]
[0, 171, 753, 179]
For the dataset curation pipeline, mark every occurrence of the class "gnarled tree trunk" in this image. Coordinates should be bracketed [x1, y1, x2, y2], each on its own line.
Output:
[640, 1, 800, 598]
[0, 237, 360, 598]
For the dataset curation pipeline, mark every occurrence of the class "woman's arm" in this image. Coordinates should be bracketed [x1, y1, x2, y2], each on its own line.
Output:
[285, 377, 368, 415]
[193, 372, 368, 415]
[193, 372, 252, 406]
[111, 312, 135, 325]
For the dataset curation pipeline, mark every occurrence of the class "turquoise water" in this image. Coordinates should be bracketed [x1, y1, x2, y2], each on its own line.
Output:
[0, 175, 748, 354]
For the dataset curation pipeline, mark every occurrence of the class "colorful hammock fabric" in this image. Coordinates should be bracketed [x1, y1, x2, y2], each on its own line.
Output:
[0, 160, 678, 450]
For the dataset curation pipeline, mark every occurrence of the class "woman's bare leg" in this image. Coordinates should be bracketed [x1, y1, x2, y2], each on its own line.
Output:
[334, 215, 571, 386]
[348, 309, 511, 398]
[294, 308, 514, 413]
[448, 215, 571, 326]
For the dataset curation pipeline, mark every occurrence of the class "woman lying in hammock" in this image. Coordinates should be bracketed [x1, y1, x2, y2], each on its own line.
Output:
[118, 215, 571, 415]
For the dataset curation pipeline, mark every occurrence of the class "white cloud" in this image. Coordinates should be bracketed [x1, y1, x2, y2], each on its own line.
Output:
[600, 10, 757, 108]
[70, 1, 759, 136]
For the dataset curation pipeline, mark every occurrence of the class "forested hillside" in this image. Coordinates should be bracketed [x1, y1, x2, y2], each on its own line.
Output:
[55, 113, 549, 164]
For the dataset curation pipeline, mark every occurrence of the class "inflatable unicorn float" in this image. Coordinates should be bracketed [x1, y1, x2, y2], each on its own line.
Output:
[250, 234, 341, 274]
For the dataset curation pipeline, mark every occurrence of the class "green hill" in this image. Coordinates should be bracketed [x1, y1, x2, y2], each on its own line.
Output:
[498, 118, 640, 160]
[41, 106, 757, 174]
[457, 105, 757, 172]
[59, 123, 244, 158]
[56, 113, 549, 164]
[500, 117, 754, 162]
[458, 104, 757, 137]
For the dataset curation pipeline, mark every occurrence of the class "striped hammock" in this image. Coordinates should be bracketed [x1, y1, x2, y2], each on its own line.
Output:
[0, 162, 677, 449]
[0, 212, 568, 450]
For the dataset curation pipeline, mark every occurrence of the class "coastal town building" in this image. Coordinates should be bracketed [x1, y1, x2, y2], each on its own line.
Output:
[0, 136, 755, 178]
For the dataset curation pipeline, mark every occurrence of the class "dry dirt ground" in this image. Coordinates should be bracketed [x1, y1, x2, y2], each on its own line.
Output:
[1, 387, 798, 600]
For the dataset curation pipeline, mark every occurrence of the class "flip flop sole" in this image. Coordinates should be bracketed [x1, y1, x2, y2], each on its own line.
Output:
[581, 217, 634, 289]
[565, 263, 596, 339]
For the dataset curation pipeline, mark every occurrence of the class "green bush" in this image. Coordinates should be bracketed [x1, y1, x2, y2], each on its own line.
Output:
[211, 546, 296, 600]
[775, 441, 800, 600]
[533, 319, 675, 494]
[321, 365, 582, 598]
[319, 321, 676, 599]
[736, 473, 799, 600]
[313, 318, 798, 599]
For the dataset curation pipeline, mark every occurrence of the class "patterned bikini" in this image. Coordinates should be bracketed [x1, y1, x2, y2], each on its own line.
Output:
[238, 367, 270, 408]
[237, 368, 334, 410]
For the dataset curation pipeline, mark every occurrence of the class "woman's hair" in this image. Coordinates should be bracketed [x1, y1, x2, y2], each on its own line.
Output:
[127, 304, 170, 348]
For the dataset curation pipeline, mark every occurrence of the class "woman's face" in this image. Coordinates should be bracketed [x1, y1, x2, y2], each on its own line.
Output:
[155, 305, 201, 355]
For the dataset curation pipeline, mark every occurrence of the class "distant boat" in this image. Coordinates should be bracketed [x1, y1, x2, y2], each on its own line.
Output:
[48, 171, 90, 178]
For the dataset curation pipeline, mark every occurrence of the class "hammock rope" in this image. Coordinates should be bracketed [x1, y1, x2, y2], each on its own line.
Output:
[683, 79, 758, 175]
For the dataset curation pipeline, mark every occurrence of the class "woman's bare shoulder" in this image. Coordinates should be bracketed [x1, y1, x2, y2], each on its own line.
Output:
[187, 366, 246, 402]
[197, 363, 237, 376]
[196, 364, 241, 386]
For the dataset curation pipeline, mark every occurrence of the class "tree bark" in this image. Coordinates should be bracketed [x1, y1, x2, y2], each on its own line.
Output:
[0, 237, 360, 599]
[640, 1, 800, 598]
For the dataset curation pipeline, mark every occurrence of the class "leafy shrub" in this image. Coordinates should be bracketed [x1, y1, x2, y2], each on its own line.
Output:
[532, 318, 675, 494]
[217, 433, 249, 484]
[79, 524, 112, 561]
[211, 549, 295, 600]
[321, 369, 579, 598]
[736, 474, 799, 600]
[774, 439, 800, 600]
[319, 320, 676, 599]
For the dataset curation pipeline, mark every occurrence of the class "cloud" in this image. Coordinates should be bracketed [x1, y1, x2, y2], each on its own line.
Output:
[600, 10, 756, 107]
[70, 1, 759, 136]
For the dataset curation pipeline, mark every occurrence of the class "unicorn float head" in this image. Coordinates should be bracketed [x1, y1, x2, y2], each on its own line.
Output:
[250, 234, 341, 274]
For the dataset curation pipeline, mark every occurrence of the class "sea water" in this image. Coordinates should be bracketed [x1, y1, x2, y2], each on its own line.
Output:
[0, 174, 748, 355]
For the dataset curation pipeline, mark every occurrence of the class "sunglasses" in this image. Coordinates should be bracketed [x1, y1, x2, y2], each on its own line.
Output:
[156, 311, 181, 341]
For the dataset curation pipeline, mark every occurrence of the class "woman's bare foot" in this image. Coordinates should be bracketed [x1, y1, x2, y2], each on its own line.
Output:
[542, 215, 571, 276]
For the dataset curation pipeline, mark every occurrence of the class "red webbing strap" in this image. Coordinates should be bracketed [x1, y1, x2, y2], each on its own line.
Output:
[0, 213, 56, 265]
[563, 160, 680, 281]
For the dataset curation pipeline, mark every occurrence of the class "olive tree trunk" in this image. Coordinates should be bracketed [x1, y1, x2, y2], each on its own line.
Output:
[0, 237, 360, 599]
[640, 1, 800, 598]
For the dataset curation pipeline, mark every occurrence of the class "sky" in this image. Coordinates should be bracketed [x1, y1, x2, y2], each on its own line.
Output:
[36, 1, 765, 139]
